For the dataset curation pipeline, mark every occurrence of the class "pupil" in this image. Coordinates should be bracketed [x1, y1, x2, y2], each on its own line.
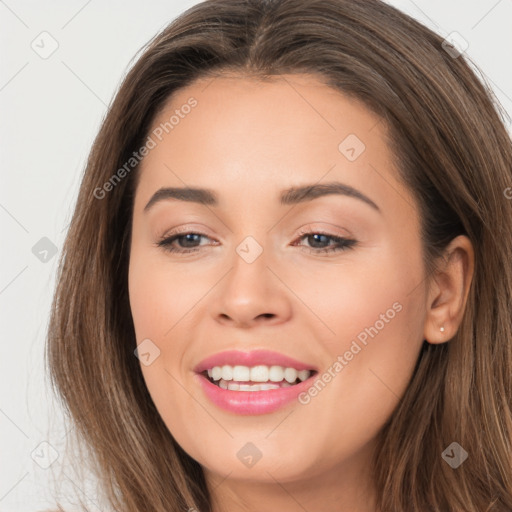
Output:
[309, 234, 327, 248]
[181, 234, 199, 247]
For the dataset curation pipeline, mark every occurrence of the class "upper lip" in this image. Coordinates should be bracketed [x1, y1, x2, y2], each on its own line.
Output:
[194, 349, 317, 374]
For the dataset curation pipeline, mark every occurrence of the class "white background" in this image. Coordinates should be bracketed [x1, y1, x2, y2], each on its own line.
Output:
[1, 1, 511, 510]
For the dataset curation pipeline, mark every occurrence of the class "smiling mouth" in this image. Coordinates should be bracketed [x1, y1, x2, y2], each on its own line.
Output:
[201, 367, 318, 391]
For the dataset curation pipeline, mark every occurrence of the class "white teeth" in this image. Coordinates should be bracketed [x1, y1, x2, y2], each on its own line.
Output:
[259, 383, 280, 390]
[232, 365, 250, 381]
[297, 369, 310, 382]
[205, 364, 313, 387]
[221, 365, 233, 381]
[250, 365, 269, 382]
[220, 379, 281, 391]
[269, 365, 284, 382]
[284, 367, 298, 383]
[211, 366, 222, 381]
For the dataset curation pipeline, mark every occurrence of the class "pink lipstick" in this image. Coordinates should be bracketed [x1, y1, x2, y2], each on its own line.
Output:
[193, 349, 318, 415]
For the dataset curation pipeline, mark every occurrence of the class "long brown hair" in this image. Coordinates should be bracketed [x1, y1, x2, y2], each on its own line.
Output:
[46, 0, 512, 510]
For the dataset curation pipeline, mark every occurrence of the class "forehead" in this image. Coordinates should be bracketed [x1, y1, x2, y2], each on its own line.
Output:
[149, 73, 384, 161]
[134, 73, 415, 219]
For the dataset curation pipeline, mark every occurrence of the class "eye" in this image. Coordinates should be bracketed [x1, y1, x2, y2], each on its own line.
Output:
[156, 227, 358, 255]
[292, 228, 357, 254]
[156, 231, 214, 254]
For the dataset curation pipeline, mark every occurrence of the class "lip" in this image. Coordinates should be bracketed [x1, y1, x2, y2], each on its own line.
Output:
[193, 349, 318, 415]
[194, 371, 317, 415]
[193, 349, 317, 374]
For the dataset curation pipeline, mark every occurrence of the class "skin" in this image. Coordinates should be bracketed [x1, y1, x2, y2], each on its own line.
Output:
[128, 74, 474, 512]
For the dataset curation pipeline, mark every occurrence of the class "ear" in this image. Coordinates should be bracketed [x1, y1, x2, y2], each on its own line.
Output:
[423, 235, 475, 344]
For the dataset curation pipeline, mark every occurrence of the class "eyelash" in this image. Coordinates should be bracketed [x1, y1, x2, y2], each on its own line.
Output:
[156, 227, 357, 255]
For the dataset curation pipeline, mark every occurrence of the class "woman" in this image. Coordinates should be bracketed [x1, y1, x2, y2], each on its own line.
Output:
[46, 0, 512, 510]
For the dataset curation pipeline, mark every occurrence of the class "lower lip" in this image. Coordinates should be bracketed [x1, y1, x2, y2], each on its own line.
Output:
[195, 372, 315, 415]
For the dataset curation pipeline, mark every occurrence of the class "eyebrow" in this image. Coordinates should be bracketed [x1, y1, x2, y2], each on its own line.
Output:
[143, 182, 380, 213]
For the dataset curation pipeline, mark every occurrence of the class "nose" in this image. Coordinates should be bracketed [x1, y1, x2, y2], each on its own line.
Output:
[212, 241, 292, 328]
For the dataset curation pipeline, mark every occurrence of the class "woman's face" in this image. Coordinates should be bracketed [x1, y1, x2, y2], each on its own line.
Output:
[128, 74, 428, 505]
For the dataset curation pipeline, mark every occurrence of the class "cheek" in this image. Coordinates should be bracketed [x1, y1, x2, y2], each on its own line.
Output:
[128, 245, 206, 340]
[282, 247, 407, 344]
[313, 296, 424, 440]
[290, 295, 424, 473]
[296, 245, 425, 419]
[128, 249, 199, 450]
